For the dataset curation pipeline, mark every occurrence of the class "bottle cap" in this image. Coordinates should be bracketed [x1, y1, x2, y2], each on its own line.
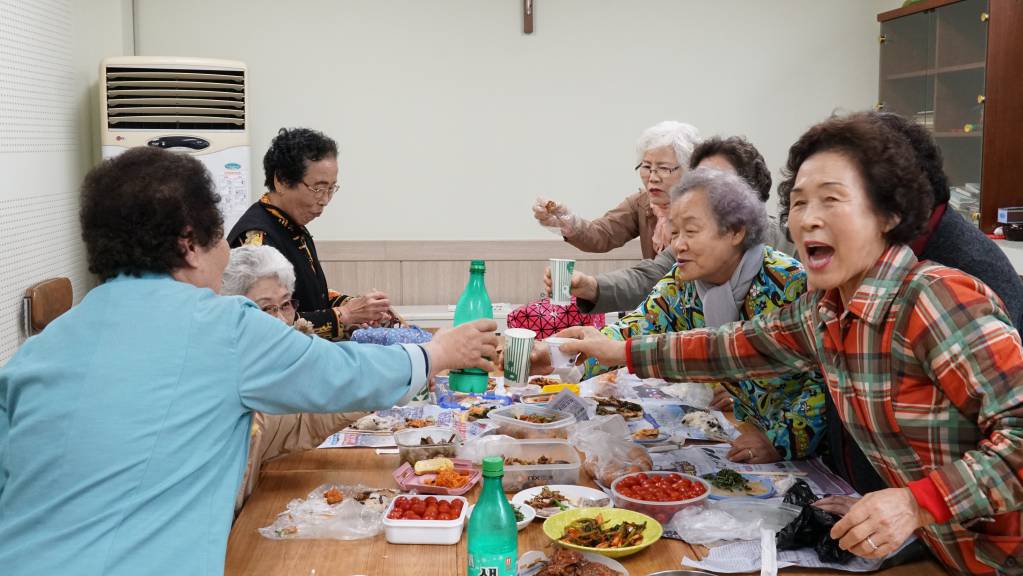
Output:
[481, 455, 503, 476]
[470, 259, 486, 273]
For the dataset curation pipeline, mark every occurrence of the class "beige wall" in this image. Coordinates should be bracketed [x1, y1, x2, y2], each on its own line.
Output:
[134, 0, 901, 242]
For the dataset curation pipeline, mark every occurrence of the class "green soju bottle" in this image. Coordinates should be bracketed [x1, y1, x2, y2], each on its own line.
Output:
[448, 259, 493, 393]
[467, 456, 517, 576]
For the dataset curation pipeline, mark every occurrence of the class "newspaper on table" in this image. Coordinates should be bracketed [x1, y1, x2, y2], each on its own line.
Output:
[317, 405, 497, 448]
[681, 536, 915, 573]
[545, 388, 592, 422]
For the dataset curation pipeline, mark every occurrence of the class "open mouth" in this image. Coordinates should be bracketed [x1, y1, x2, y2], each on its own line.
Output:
[803, 241, 835, 270]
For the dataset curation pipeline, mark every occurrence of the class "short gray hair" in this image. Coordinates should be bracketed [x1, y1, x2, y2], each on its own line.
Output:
[221, 245, 296, 297]
[670, 167, 767, 251]
[635, 121, 701, 167]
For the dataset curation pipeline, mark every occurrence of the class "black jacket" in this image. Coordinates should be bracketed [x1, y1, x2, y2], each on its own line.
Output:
[227, 195, 349, 339]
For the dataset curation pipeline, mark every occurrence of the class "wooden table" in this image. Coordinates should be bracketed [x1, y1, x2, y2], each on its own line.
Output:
[227, 448, 948, 576]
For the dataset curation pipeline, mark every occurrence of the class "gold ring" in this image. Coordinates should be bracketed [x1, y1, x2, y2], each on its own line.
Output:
[866, 536, 879, 551]
[747, 448, 754, 459]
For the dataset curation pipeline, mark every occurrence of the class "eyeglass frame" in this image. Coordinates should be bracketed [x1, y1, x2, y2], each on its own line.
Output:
[634, 163, 682, 179]
[301, 180, 340, 199]
[260, 298, 299, 319]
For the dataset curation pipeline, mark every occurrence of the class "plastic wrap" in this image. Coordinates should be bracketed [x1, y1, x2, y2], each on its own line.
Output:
[258, 483, 396, 541]
[568, 414, 652, 487]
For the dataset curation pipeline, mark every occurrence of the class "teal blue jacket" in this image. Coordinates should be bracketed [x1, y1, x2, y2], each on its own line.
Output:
[0, 274, 426, 575]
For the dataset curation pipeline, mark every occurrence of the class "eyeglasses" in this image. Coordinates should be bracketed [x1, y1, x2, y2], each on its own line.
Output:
[261, 299, 299, 318]
[635, 164, 682, 179]
[301, 180, 340, 199]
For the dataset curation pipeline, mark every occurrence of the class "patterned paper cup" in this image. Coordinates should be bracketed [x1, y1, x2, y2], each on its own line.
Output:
[549, 258, 576, 306]
[503, 328, 536, 385]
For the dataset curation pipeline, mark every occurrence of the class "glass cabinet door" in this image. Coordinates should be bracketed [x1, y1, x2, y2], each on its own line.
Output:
[879, 9, 935, 124]
[934, 0, 988, 225]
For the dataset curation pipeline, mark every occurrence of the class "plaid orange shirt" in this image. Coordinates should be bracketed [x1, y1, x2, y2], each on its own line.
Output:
[627, 244, 1023, 575]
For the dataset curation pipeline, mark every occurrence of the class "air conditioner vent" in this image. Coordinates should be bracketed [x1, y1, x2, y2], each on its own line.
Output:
[105, 66, 245, 130]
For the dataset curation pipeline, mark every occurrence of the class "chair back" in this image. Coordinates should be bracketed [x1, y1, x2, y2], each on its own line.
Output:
[23, 277, 72, 336]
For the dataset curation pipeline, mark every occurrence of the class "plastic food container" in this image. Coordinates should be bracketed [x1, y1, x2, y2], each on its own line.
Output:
[481, 439, 581, 492]
[382, 495, 469, 545]
[392, 458, 481, 496]
[610, 471, 710, 525]
[394, 426, 462, 467]
[486, 405, 576, 439]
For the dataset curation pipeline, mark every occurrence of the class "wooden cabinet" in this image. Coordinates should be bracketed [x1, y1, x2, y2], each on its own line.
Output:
[878, 0, 1023, 231]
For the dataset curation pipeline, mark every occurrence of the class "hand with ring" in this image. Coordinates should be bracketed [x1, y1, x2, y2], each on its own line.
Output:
[726, 425, 782, 464]
[830, 487, 935, 559]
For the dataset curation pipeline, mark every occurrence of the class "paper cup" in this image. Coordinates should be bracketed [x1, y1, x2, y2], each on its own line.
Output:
[544, 336, 579, 370]
[503, 328, 536, 385]
[549, 258, 576, 306]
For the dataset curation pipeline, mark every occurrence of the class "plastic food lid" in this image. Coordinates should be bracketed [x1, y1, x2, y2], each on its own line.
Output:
[481, 455, 504, 476]
[470, 259, 486, 273]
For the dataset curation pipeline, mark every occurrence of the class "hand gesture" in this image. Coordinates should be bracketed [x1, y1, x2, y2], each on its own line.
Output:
[543, 268, 598, 301]
[830, 488, 934, 559]
[726, 425, 782, 464]
[423, 319, 499, 376]
[337, 291, 391, 326]
[554, 326, 626, 366]
[532, 197, 577, 235]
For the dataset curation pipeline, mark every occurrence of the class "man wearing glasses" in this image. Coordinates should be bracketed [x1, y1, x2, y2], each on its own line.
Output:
[228, 127, 392, 340]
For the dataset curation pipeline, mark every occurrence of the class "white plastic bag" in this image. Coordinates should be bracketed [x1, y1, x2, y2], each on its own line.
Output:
[670, 505, 764, 546]
[568, 414, 652, 487]
[258, 483, 395, 541]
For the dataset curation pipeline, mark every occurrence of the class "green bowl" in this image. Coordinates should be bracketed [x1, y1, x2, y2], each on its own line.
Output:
[542, 507, 662, 559]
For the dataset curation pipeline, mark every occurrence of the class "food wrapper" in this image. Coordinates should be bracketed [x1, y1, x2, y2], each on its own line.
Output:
[258, 483, 396, 541]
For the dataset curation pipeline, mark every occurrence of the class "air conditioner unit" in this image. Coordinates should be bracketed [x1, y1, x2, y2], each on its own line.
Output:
[100, 56, 250, 234]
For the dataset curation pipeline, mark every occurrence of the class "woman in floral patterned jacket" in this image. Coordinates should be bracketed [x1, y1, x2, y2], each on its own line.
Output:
[564, 166, 827, 463]
[560, 113, 1023, 575]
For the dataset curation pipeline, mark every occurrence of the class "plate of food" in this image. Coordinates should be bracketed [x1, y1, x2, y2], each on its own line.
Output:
[513, 503, 536, 530]
[680, 409, 732, 441]
[701, 469, 775, 499]
[594, 397, 644, 420]
[542, 508, 662, 559]
[511, 485, 610, 518]
[352, 412, 436, 433]
[630, 427, 669, 444]
[518, 548, 628, 576]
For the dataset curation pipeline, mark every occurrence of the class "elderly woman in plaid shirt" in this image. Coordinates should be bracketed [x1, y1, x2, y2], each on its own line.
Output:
[559, 113, 1023, 575]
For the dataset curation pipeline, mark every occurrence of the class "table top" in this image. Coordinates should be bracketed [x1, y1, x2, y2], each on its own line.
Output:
[228, 448, 948, 576]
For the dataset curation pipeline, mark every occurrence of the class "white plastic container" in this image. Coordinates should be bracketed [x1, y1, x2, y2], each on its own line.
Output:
[480, 439, 581, 492]
[486, 405, 576, 439]
[382, 495, 468, 545]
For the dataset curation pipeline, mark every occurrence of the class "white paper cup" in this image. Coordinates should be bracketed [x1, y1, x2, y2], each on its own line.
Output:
[544, 336, 579, 370]
[549, 258, 576, 306]
[503, 328, 536, 385]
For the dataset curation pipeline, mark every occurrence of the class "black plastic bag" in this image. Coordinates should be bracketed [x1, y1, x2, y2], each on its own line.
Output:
[775, 479, 854, 564]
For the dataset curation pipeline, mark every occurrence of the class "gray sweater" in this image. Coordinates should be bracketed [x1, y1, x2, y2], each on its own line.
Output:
[578, 215, 795, 314]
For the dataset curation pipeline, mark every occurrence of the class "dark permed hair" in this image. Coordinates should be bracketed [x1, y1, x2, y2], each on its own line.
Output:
[80, 147, 223, 281]
[263, 127, 338, 191]
[689, 135, 773, 202]
[777, 112, 933, 245]
[874, 112, 950, 205]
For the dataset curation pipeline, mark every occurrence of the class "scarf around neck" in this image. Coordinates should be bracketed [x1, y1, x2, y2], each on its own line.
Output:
[694, 244, 764, 327]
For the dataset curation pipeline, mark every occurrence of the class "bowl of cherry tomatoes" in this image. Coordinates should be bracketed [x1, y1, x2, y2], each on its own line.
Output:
[610, 471, 710, 525]
[382, 495, 468, 545]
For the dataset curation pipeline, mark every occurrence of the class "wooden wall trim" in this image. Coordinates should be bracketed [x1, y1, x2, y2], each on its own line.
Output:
[315, 239, 645, 262]
[878, 0, 963, 22]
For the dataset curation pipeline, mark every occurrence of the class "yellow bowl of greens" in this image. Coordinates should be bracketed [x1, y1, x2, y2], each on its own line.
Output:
[542, 507, 662, 559]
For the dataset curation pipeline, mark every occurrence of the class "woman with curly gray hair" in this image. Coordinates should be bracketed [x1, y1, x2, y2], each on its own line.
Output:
[538, 167, 826, 463]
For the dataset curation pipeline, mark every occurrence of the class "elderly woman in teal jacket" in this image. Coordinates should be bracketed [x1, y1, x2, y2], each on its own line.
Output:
[0, 147, 497, 576]
[566, 167, 825, 463]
